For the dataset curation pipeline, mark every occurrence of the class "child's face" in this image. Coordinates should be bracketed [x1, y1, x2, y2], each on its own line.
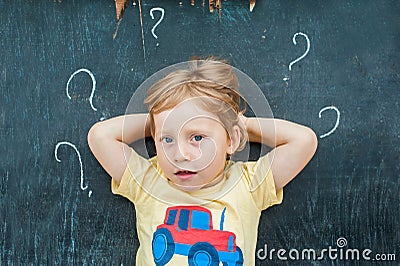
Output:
[153, 98, 236, 192]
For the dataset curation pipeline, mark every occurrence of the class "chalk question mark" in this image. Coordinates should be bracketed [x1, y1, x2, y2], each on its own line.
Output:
[55, 141, 92, 197]
[66, 68, 97, 111]
[289, 32, 310, 71]
[150, 7, 165, 46]
[318, 106, 340, 138]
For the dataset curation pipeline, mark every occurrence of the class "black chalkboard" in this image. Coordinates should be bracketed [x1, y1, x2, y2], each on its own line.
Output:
[1, 0, 399, 264]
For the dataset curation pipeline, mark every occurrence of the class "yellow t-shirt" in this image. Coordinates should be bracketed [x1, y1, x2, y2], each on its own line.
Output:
[112, 148, 283, 266]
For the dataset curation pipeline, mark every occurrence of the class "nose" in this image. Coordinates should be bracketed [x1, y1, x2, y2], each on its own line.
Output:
[173, 141, 197, 162]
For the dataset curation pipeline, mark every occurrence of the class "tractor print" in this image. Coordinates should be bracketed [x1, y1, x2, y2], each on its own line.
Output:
[152, 206, 243, 266]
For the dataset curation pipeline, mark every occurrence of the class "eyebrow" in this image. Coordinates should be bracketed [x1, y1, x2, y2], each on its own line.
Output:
[155, 130, 173, 138]
[156, 126, 213, 138]
[180, 125, 216, 136]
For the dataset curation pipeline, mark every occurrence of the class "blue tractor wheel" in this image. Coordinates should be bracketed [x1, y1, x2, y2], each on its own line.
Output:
[222, 246, 243, 266]
[152, 228, 175, 265]
[188, 242, 219, 266]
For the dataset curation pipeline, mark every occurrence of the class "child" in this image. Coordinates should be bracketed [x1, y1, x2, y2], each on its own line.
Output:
[87, 58, 318, 265]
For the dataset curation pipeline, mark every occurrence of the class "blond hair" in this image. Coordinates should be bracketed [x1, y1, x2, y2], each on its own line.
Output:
[144, 58, 248, 151]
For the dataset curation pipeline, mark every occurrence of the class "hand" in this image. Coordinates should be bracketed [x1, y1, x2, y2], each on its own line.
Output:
[238, 113, 248, 132]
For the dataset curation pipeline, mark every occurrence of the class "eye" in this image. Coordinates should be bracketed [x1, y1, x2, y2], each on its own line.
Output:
[191, 135, 203, 142]
[161, 137, 173, 143]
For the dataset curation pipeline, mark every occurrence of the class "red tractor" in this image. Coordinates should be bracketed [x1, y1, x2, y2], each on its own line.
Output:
[152, 206, 243, 265]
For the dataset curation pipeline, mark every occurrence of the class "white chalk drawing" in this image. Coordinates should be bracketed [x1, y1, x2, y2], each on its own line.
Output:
[66, 68, 97, 111]
[55, 141, 92, 197]
[150, 7, 165, 46]
[318, 106, 340, 138]
[288, 32, 311, 71]
[138, 0, 146, 62]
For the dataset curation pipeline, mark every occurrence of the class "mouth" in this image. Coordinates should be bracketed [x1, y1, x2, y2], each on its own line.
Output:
[174, 170, 197, 180]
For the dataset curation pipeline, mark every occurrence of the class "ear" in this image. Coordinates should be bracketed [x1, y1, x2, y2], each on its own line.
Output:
[226, 125, 241, 155]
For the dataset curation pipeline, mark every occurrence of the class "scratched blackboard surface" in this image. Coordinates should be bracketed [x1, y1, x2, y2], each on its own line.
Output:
[1, 0, 399, 264]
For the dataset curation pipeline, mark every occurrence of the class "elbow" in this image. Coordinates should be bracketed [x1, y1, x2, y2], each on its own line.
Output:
[303, 127, 318, 158]
[87, 122, 104, 151]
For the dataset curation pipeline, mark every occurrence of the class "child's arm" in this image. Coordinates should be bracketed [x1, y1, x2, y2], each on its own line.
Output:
[241, 115, 318, 191]
[87, 114, 150, 183]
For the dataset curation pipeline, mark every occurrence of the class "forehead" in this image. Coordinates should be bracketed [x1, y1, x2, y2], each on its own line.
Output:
[153, 98, 222, 133]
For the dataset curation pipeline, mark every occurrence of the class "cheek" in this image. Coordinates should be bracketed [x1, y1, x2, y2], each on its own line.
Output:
[198, 139, 215, 154]
[157, 156, 173, 176]
[155, 141, 168, 155]
[199, 136, 229, 156]
[155, 145, 169, 166]
[204, 141, 227, 162]
[157, 143, 176, 163]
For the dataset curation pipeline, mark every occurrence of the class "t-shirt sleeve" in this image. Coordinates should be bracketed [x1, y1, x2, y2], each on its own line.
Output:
[244, 153, 283, 210]
[111, 147, 152, 203]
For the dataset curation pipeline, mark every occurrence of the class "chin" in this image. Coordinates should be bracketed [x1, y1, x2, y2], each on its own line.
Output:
[175, 183, 203, 192]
